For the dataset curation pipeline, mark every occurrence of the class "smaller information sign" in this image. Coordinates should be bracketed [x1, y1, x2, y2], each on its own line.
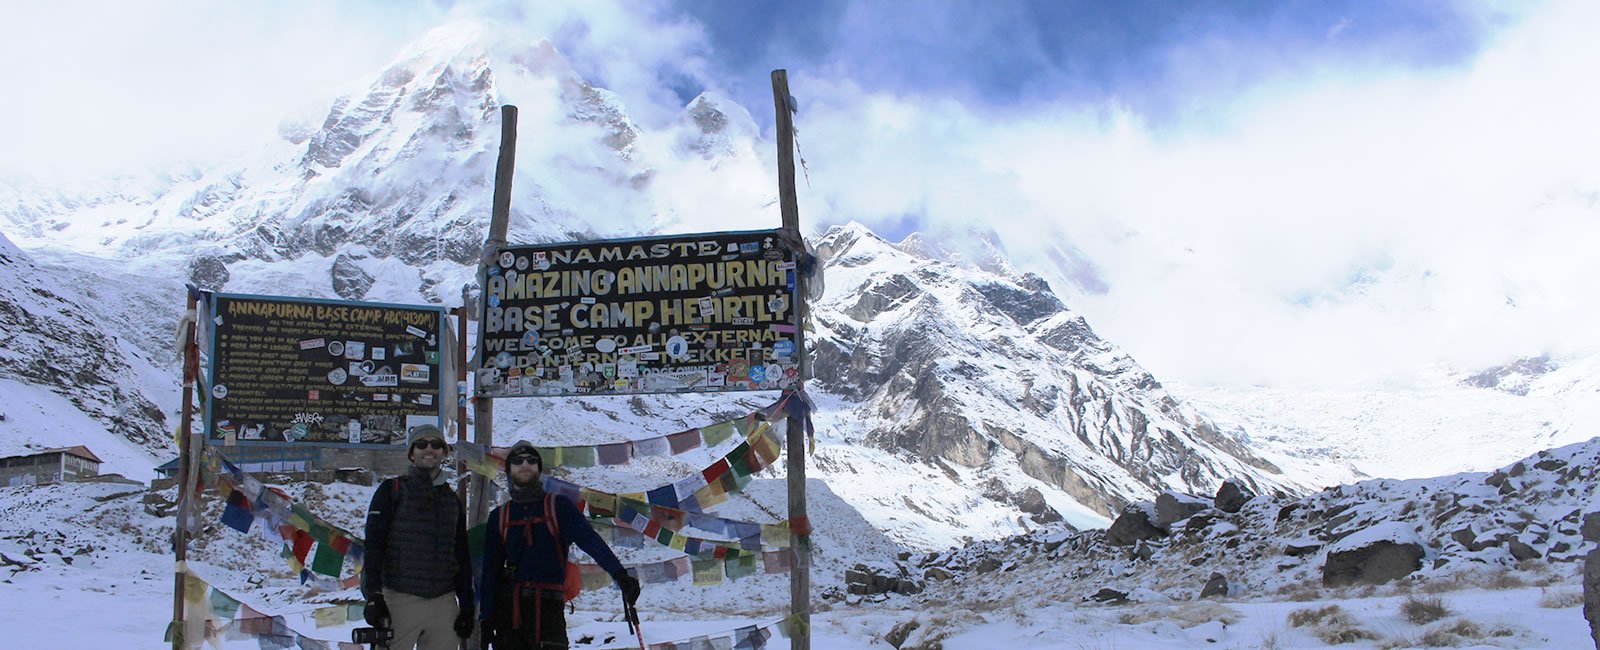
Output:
[205, 294, 445, 447]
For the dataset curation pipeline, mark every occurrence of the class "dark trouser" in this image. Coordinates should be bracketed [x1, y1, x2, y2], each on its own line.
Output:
[492, 585, 567, 650]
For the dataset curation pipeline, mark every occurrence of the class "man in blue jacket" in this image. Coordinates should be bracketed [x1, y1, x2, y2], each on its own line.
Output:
[480, 441, 641, 649]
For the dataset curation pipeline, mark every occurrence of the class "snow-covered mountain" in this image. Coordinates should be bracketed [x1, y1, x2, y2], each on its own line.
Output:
[0, 230, 171, 476]
[0, 20, 1330, 551]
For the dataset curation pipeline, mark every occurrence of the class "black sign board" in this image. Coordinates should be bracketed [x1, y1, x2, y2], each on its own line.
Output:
[205, 294, 446, 447]
[477, 229, 801, 397]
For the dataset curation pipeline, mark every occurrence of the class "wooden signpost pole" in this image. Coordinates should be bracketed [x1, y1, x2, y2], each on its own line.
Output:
[470, 104, 517, 527]
[771, 69, 811, 650]
[454, 305, 470, 506]
[171, 290, 198, 650]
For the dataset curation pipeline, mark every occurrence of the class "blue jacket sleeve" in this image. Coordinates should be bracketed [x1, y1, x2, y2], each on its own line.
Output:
[360, 479, 395, 600]
[555, 496, 626, 578]
[479, 504, 504, 620]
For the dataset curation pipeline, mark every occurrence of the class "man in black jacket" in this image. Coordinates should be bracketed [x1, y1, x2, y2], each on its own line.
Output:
[362, 424, 475, 650]
[479, 441, 640, 649]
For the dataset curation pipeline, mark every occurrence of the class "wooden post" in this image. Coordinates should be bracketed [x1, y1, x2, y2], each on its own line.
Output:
[470, 104, 517, 528]
[771, 69, 810, 650]
[454, 306, 470, 506]
[171, 290, 198, 650]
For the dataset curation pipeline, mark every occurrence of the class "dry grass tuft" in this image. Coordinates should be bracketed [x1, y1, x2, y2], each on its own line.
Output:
[1400, 595, 1452, 625]
[1538, 586, 1584, 609]
[1377, 634, 1420, 650]
[1486, 569, 1528, 590]
[1287, 604, 1346, 628]
[1420, 618, 1484, 646]
[1314, 624, 1380, 645]
[1117, 601, 1241, 627]
[1287, 605, 1378, 645]
[1275, 581, 1321, 602]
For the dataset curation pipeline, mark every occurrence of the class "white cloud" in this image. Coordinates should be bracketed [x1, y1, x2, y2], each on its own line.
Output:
[790, 0, 1600, 387]
[7, 0, 1596, 390]
[0, 1, 447, 180]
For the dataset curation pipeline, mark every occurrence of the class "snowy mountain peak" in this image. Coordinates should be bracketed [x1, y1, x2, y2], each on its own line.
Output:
[802, 221, 1306, 544]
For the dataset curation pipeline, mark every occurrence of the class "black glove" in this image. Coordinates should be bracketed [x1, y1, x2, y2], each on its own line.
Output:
[613, 570, 641, 606]
[454, 605, 475, 639]
[363, 595, 389, 626]
[480, 620, 495, 650]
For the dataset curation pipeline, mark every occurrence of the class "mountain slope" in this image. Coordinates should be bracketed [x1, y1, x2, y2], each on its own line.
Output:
[0, 232, 168, 470]
[3, 22, 1333, 550]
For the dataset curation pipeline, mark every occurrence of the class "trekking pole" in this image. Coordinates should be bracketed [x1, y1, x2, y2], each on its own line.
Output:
[625, 598, 645, 650]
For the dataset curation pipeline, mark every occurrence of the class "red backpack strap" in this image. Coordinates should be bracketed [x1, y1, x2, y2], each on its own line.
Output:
[544, 494, 564, 560]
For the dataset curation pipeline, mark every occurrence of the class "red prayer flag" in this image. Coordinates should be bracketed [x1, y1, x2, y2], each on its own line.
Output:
[702, 459, 730, 484]
[292, 529, 314, 563]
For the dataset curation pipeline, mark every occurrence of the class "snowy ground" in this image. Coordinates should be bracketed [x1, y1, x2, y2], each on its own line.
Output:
[1, 479, 1593, 649]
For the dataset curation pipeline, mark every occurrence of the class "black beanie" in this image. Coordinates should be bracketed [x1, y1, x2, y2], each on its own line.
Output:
[504, 440, 542, 472]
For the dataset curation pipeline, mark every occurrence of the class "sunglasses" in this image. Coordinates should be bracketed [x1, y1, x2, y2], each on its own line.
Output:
[411, 439, 447, 451]
[508, 455, 539, 467]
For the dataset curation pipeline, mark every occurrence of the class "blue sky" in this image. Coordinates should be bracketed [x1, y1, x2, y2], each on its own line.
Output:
[3, 0, 1596, 388]
[666, 0, 1501, 133]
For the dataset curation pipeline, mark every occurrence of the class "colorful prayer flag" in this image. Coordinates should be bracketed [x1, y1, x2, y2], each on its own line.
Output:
[692, 558, 722, 585]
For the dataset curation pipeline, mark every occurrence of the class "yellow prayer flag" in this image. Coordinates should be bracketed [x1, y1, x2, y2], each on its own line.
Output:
[183, 572, 208, 606]
[668, 532, 688, 551]
[312, 606, 345, 628]
[696, 485, 728, 508]
[762, 523, 791, 548]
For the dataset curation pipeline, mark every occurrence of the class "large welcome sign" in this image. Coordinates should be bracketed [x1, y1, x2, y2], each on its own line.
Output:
[477, 229, 801, 397]
[205, 294, 446, 447]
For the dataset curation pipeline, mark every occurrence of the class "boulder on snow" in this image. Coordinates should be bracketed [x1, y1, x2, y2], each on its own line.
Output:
[1322, 522, 1426, 587]
[1155, 491, 1210, 531]
[1283, 538, 1322, 557]
[1583, 511, 1600, 543]
[1106, 503, 1166, 546]
[1013, 487, 1062, 524]
[1508, 538, 1542, 561]
[1086, 588, 1128, 604]
[1215, 479, 1255, 514]
[846, 563, 922, 596]
[1199, 572, 1229, 598]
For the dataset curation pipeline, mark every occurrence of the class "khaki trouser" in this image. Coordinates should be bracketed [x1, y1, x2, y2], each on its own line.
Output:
[383, 589, 460, 650]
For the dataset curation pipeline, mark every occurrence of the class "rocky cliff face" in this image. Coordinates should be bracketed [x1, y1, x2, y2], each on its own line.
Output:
[0, 233, 168, 455]
[807, 224, 1297, 520]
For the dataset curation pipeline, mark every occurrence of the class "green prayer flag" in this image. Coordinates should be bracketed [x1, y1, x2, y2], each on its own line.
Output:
[563, 446, 596, 468]
[308, 520, 332, 545]
[209, 588, 241, 619]
[692, 557, 722, 586]
[725, 553, 757, 581]
[310, 541, 343, 577]
[701, 421, 736, 447]
[290, 504, 314, 530]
